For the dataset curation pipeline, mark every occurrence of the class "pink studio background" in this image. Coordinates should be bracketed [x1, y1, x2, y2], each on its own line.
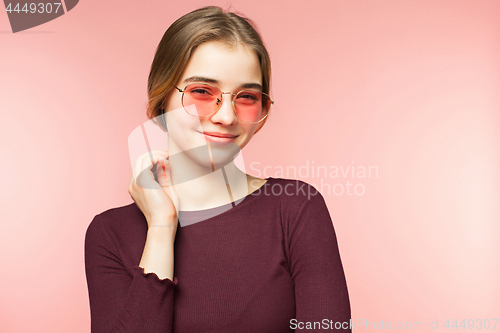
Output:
[1, 0, 499, 332]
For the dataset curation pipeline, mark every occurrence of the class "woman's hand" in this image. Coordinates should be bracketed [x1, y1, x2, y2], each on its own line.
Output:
[128, 150, 179, 228]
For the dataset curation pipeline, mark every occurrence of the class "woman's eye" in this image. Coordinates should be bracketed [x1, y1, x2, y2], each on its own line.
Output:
[191, 88, 211, 95]
[238, 93, 259, 101]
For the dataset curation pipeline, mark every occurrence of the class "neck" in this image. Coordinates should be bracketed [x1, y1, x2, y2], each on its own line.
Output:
[168, 143, 250, 211]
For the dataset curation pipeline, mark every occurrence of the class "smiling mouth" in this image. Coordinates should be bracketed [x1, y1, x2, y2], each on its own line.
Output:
[196, 131, 239, 143]
[197, 131, 238, 138]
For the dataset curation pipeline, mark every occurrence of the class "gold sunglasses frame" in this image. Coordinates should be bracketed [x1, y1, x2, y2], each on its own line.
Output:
[172, 82, 274, 124]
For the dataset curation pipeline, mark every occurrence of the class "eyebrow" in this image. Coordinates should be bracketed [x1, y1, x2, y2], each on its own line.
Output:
[182, 76, 263, 91]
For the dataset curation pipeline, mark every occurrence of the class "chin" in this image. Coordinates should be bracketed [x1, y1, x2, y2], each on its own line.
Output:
[211, 145, 241, 168]
[182, 142, 241, 170]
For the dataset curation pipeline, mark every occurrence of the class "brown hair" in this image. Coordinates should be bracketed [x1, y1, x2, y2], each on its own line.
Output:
[146, 6, 272, 133]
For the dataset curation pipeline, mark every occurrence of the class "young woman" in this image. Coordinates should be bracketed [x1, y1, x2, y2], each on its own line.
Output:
[85, 6, 351, 333]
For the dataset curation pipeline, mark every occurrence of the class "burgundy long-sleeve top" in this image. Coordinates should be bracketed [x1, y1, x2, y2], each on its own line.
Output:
[85, 177, 351, 332]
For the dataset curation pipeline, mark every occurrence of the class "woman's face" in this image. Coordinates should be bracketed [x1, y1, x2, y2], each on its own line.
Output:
[163, 41, 263, 168]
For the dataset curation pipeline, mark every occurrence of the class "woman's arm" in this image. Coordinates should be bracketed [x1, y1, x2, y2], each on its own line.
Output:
[85, 152, 179, 332]
[85, 214, 178, 333]
[289, 189, 351, 332]
[139, 220, 177, 281]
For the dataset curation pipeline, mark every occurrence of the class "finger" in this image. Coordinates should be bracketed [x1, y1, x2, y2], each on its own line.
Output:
[134, 152, 149, 183]
[151, 151, 168, 170]
[157, 158, 168, 188]
[160, 157, 174, 187]
[162, 158, 173, 187]
[152, 150, 169, 158]
[162, 163, 179, 213]
[149, 150, 168, 175]
[133, 150, 168, 187]
[147, 150, 169, 162]
[136, 154, 159, 190]
[133, 150, 165, 176]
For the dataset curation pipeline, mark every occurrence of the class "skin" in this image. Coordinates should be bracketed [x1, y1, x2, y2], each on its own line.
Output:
[129, 41, 269, 280]
[164, 41, 267, 211]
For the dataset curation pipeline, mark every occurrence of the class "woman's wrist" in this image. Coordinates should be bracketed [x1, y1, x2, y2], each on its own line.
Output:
[146, 222, 177, 243]
[147, 215, 178, 227]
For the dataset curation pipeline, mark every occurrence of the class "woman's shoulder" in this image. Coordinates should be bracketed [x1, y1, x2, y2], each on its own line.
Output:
[86, 202, 146, 240]
[258, 177, 331, 231]
[92, 202, 142, 222]
[260, 177, 323, 201]
[247, 177, 326, 217]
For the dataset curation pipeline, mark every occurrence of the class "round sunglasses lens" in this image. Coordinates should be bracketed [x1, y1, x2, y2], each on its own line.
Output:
[183, 85, 220, 117]
[234, 91, 268, 123]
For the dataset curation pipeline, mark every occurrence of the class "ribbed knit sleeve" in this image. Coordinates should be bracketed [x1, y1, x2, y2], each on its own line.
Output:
[85, 213, 178, 333]
[288, 189, 351, 332]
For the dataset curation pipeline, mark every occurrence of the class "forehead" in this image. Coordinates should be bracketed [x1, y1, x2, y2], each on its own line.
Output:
[179, 41, 262, 88]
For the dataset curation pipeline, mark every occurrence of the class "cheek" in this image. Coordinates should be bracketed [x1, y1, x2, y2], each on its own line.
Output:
[243, 124, 259, 138]
[164, 92, 181, 111]
[166, 110, 205, 148]
[164, 90, 203, 131]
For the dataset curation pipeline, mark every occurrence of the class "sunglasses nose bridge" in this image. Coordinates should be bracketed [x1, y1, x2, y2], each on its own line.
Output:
[215, 91, 237, 110]
[210, 91, 238, 122]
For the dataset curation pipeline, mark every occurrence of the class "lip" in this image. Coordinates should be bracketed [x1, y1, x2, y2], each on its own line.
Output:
[196, 131, 239, 143]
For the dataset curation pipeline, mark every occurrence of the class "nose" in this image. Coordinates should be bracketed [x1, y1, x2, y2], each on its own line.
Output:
[210, 93, 237, 125]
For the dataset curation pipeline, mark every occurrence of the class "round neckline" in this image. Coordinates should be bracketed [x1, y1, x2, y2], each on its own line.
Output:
[178, 177, 273, 215]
